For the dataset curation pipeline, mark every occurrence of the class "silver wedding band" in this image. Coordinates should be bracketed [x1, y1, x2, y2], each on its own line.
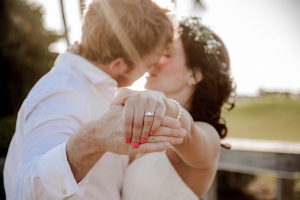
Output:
[144, 112, 155, 117]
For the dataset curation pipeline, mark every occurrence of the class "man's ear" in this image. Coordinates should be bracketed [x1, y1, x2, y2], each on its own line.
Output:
[187, 68, 203, 86]
[108, 58, 129, 75]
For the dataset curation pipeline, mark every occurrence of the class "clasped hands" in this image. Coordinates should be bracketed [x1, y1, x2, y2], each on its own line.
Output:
[66, 88, 187, 182]
[122, 88, 186, 148]
[98, 88, 187, 155]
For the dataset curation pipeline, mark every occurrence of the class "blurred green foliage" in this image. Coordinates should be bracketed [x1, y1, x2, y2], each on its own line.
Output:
[223, 96, 300, 141]
[0, 0, 61, 155]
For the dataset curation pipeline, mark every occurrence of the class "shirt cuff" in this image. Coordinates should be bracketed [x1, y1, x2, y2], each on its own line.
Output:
[38, 142, 90, 199]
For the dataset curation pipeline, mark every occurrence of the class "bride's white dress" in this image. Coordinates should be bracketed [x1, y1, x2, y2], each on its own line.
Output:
[122, 151, 199, 200]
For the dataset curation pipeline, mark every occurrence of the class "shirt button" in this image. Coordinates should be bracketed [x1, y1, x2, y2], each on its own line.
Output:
[62, 189, 67, 195]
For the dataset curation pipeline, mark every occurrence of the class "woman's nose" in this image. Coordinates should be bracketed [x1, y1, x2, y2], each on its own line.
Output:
[148, 60, 161, 72]
[155, 59, 166, 72]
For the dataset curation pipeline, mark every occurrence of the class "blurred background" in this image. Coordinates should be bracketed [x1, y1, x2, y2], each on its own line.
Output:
[0, 0, 299, 199]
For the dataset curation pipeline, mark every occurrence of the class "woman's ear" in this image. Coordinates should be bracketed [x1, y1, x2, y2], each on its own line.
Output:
[108, 58, 129, 75]
[194, 68, 203, 83]
[187, 68, 203, 86]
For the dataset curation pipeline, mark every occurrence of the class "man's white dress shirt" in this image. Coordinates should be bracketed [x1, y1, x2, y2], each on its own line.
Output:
[4, 53, 126, 200]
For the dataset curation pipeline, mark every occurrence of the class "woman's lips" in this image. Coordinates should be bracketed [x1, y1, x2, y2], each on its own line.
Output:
[146, 74, 156, 79]
[145, 74, 157, 88]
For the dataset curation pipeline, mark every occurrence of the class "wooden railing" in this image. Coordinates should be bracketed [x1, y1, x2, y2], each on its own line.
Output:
[203, 138, 300, 200]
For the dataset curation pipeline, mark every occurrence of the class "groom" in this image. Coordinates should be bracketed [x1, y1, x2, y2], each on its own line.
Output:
[3, 0, 184, 199]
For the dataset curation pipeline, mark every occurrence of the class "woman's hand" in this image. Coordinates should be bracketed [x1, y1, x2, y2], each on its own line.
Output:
[122, 90, 184, 148]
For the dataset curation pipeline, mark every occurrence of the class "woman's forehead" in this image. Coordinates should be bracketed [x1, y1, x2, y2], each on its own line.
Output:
[166, 38, 182, 52]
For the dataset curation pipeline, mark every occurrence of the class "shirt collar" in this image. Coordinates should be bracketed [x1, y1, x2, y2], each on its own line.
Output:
[54, 52, 117, 86]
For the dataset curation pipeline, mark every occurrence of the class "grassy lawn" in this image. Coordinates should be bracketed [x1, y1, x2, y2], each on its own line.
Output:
[222, 96, 300, 142]
[221, 96, 300, 199]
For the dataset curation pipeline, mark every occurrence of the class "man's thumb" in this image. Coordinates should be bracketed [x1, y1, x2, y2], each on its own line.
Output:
[111, 88, 140, 105]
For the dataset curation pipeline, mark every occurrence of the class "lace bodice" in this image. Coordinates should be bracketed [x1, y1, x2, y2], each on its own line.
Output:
[122, 151, 199, 200]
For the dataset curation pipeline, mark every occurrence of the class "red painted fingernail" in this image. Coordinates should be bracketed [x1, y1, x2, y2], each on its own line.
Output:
[140, 138, 146, 144]
[125, 138, 131, 143]
[150, 131, 155, 135]
[132, 142, 139, 148]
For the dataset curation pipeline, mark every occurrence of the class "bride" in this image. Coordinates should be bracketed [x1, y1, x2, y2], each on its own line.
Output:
[122, 17, 236, 200]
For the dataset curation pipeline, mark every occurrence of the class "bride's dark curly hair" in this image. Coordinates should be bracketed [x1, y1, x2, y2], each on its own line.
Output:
[179, 18, 236, 146]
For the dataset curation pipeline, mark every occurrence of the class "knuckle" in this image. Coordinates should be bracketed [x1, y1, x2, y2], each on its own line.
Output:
[138, 97, 147, 103]
[140, 145, 149, 153]
[134, 117, 143, 123]
[153, 127, 160, 135]
[151, 123, 159, 132]
[147, 136, 153, 143]
[157, 101, 165, 107]
[119, 87, 126, 93]
[120, 87, 130, 96]
[158, 91, 165, 97]
[131, 135, 141, 140]
[133, 120, 143, 128]
[149, 97, 156, 104]
[125, 98, 135, 106]
[136, 100, 144, 106]
[134, 119, 143, 125]
[141, 130, 149, 137]
[144, 117, 154, 124]
[123, 130, 132, 136]
[123, 118, 133, 126]
[151, 136, 157, 143]
[147, 136, 154, 142]
[155, 114, 164, 121]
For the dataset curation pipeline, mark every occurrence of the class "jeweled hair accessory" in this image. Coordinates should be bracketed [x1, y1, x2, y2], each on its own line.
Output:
[180, 17, 222, 59]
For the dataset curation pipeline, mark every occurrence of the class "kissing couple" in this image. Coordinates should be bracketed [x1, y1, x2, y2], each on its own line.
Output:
[4, 0, 235, 199]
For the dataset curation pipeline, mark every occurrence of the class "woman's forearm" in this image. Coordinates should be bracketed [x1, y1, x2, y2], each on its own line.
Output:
[174, 116, 220, 169]
[163, 98, 220, 169]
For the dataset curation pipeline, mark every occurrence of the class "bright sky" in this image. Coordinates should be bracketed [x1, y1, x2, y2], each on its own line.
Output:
[29, 0, 300, 96]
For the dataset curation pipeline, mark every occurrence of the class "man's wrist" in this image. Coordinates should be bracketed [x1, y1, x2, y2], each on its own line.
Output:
[66, 120, 107, 182]
[80, 119, 108, 155]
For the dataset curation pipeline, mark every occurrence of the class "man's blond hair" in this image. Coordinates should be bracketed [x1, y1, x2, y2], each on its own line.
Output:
[78, 0, 173, 66]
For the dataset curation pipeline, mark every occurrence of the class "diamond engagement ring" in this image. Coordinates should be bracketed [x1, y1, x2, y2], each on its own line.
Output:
[144, 112, 155, 117]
